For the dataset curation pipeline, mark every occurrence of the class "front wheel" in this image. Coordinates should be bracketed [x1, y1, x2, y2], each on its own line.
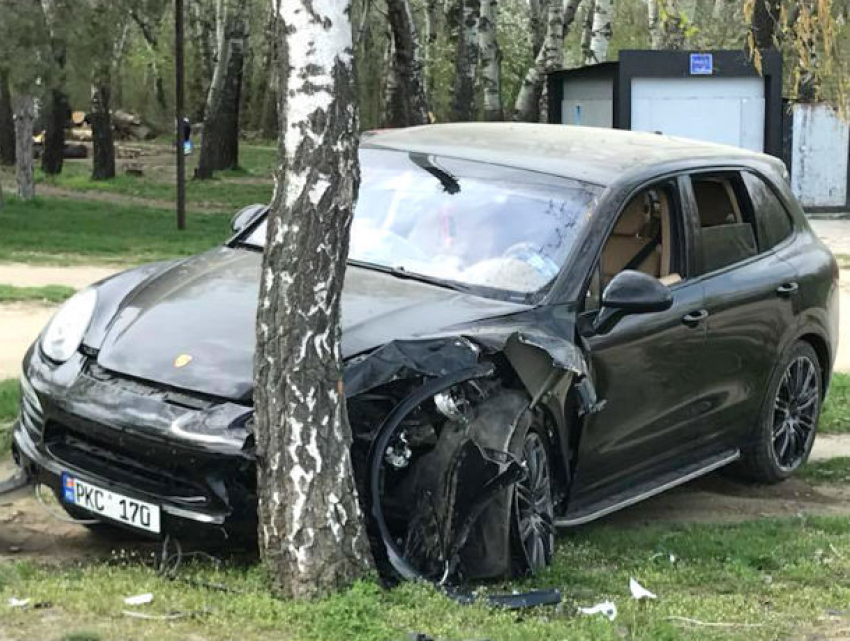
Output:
[512, 429, 555, 573]
[738, 341, 822, 483]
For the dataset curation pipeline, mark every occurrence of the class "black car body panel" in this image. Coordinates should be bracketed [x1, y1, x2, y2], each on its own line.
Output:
[8, 123, 839, 583]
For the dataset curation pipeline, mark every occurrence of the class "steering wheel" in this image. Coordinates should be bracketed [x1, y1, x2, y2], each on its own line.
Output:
[502, 242, 560, 281]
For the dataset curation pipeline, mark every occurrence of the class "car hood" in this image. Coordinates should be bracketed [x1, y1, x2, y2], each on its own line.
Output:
[96, 248, 529, 401]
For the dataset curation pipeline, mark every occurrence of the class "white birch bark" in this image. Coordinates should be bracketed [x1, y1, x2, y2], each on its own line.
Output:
[478, 0, 502, 121]
[12, 95, 34, 201]
[585, 0, 613, 64]
[254, 0, 373, 600]
[647, 0, 663, 49]
[452, 0, 480, 121]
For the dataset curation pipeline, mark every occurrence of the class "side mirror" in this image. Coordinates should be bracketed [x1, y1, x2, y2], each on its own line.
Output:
[230, 204, 267, 234]
[593, 270, 673, 335]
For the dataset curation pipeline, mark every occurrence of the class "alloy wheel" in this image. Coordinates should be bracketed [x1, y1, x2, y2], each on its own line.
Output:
[515, 431, 555, 572]
[772, 356, 819, 472]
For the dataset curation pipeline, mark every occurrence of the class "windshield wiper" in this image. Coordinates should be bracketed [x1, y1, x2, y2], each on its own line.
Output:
[347, 259, 470, 293]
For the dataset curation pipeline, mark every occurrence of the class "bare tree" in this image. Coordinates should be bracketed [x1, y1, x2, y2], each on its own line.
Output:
[452, 0, 481, 121]
[196, 0, 248, 178]
[13, 95, 34, 201]
[584, 0, 613, 64]
[479, 0, 502, 121]
[513, 0, 581, 122]
[384, 0, 430, 127]
[0, 69, 14, 166]
[254, 0, 374, 599]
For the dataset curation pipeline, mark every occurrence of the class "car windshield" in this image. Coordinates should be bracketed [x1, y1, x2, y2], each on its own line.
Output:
[242, 148, 601, 300]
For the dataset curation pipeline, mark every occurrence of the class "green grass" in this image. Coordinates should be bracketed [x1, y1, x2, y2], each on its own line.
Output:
[0, 196, 229, 265]
[822, 373, 850, 434]
[35, 144, 275, 211]
[799, 457, 850, 483]
[0, 378, 19, 453]
[3, 517, 850, 640]
[0, 283, 76, 304]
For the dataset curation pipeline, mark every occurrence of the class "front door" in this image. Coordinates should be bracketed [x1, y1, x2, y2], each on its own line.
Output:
[569, 176, 713, 512]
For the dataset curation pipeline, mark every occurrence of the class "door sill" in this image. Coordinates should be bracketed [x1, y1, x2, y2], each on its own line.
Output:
[555, 449, 740, 528]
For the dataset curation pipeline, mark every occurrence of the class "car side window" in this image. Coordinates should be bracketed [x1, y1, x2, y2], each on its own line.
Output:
[691, 173, 759, 275]
[742, 172, 794, 251]
[585, 180, 684, 311]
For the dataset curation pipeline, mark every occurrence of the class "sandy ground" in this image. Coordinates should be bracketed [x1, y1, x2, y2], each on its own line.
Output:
[0, 264, 118, 290]
[0, 304, 55, 380]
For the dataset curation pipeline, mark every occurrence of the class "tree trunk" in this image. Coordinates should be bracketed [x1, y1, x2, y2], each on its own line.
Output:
[585, 0, 613, 64]
[529, 0, 548, 59]
[40, 0, 69, 176]
[384, 0, 430, 127]
[90, 79, 115, 180]
[0, 69, 15, 166]
[580, 0, 595, 64]
[196, 0, 247, 179]
[452, 0, 481, 121]
[251, 0, 279, 133]
[750, 0, 781, 49]
[424, 0, 441, 92]
[383, 36, 405, 127]
[478, 0, 502, 121]
[13, 95, 34, 201]
[538, 0, 571, 121]
[647, 0, 662, 49]
[513, 0, 581, 122]
[255, 0, 374, 600]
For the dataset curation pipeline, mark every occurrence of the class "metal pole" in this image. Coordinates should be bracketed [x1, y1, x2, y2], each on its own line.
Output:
[175, 0, 186, 230]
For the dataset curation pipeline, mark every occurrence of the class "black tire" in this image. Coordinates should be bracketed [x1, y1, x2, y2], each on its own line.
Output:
[510, 424, 555, 575]
[738, 341, 822, 484]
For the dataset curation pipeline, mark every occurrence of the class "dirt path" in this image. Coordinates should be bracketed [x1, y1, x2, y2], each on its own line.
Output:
[0, 304, 55, 379]
[0, 264, 119, 289]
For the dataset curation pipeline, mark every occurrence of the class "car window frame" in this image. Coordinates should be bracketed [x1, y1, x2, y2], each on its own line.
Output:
[741, 169, 797, 253]
[577, 172, 697, 315]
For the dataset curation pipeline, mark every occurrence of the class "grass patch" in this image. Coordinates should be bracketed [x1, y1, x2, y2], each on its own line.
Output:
[2, 517, 850, 639]
[799, 457, 850, 483]
[0, 284, 76, 304]
[0, 378, 19, 453]
[0, 196, 228, 265]
[822, 372, 850, 434]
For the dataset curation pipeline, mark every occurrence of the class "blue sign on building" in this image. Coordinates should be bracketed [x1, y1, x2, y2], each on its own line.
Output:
[689, 53, 714, 75]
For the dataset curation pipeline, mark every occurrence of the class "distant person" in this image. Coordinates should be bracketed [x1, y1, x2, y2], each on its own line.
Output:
[180, 117, 193, 155]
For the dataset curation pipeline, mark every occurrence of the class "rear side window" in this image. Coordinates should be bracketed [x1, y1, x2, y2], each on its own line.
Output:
[743, 172, 794, 251]
[691, 173, 758, 274]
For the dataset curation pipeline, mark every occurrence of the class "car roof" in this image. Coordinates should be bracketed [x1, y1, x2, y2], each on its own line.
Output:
[362, 122, 785, 187]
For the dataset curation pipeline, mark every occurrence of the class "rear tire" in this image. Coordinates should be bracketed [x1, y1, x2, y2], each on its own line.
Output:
[738, 341, 822, 484]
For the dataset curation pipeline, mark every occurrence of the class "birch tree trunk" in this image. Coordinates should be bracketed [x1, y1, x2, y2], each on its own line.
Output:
[424, 0, 441, 91]
[479, 0, 502, 121]
[384, 0, 430, 127]
[89, 0, 115, 181]
[647, 0, 663, 49]
[585, 0, 613, 64]
[580, 0, 595, 64]
[255, 0, 374, 600]
[513, 0, 580, 123]
[750, 0, 781, 49]
[529, 0, 548, 59]
[452, 0, 481, 121]
[0, 69, 14, 166]
[13, 95, 34, 201]
[196, 0, 247, 179]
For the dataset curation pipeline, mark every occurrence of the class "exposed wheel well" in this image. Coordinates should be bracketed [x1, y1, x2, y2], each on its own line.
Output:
[798, 332, 831, 396]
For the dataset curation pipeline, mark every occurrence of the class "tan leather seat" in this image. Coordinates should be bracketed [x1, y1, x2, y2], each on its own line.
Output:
[600, 194, 661, 287]
[692, 179, 741, 226]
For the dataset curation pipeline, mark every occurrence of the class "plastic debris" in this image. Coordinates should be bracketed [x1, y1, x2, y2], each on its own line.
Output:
[7, 598, 29, 608]
[629, 578, 657, 600]
[124, 593, 154, 606]
[578, 600, 618, 621]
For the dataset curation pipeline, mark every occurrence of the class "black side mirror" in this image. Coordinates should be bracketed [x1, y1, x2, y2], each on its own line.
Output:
[230, 204, 267, 234]
[593, 270, 673, 334]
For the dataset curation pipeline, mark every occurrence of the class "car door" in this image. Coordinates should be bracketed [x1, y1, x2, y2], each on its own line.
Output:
[687, 170, 799, 451]
[568, 175, 715, 512]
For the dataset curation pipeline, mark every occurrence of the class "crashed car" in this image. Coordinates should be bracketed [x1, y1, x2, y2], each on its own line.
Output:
[9, 123, 839, 582]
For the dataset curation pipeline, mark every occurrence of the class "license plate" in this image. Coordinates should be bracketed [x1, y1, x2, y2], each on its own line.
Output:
[61, 473, 161, 534]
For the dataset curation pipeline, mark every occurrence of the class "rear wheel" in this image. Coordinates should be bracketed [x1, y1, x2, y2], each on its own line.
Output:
[739, 341, 822, 483]
[512, 428, 555, 573]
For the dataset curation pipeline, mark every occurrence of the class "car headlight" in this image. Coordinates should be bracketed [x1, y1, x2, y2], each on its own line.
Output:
[40, 288, 97, 363]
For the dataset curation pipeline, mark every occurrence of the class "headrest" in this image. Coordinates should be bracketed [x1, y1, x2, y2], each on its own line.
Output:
[693, 180, 736, 226]
[614, 192, 661, 237]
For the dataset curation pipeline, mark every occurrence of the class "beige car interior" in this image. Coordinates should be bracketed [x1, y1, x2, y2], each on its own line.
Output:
[599, 187, 682, 292]
[692, 178, 742, 227]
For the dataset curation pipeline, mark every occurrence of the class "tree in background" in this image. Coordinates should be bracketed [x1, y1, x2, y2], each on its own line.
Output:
[196, 0, 248, 179]
[13, 95, 35, 201]
[254, 0, 374, 599]
[585, 0, 614, 63]
[453, 0, 481, 121]
[40, 0, 72, 176]
[0, 69, 15, 166]
[479, 0, 503, 121]
[384, 0, 430, 127]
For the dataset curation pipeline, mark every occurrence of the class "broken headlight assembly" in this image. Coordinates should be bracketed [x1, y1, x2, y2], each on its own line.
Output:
[40, 288, 97, 363]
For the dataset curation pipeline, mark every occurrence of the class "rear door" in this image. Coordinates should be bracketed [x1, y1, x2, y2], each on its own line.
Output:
[687, 170, 800, 451]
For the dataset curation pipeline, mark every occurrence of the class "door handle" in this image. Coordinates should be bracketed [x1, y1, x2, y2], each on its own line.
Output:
[682, 309, 709, 327]
[776, 282, 799, 297]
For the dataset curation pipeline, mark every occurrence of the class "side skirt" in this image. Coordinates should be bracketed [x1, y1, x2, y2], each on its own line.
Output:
[555, 449, 740, 528]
